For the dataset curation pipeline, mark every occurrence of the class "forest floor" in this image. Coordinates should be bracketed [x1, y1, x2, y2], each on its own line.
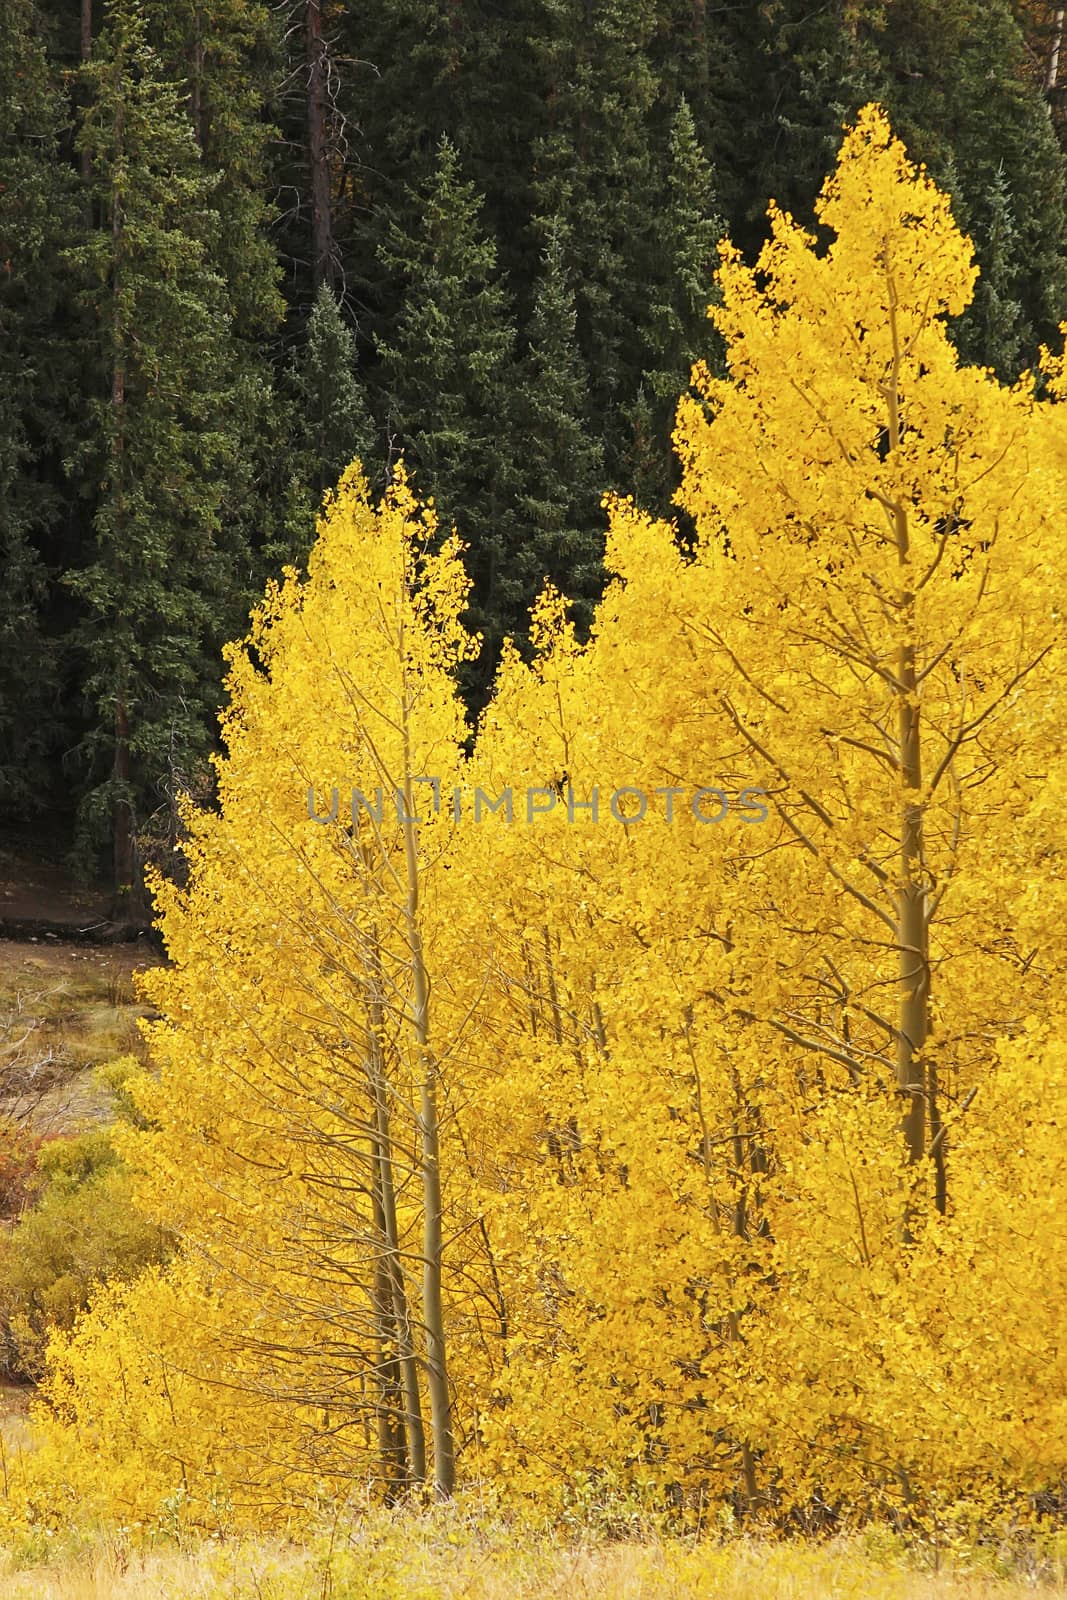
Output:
[0, 807, 158, 1137]
[0, 828, 156, 944]
[0, 829, 113, 941]
[0, 1514, 1064, 1600]
[0, 938, 156, 1136]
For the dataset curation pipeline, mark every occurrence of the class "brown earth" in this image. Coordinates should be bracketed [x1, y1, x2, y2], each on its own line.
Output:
[0, 940, 159, 1136]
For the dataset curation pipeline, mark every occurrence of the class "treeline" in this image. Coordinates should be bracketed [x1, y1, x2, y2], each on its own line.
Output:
[2, 0, 1066, 905]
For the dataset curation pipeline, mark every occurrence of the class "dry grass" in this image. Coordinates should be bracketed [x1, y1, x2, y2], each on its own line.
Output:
[0, 944, 157, 1137]
[0, 1515, 1064, 1600]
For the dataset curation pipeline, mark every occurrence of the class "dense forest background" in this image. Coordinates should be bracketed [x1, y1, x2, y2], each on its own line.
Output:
[3, 0, 1067, 908]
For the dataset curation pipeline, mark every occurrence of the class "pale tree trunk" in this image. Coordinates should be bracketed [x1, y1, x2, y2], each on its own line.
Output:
[189, 7, 205, 147]
[80, 0, 93, 221]
[690, 0, 709, 96]
[370, 1180, 413, 1498]
[886, 279, 929, 1177]
[684, 1010, 759, 1507]
[366, 945, 427, 1486]
[1047, 8, 1065, 91]
[895, 635, 928, 1168]
[306, 0, 335, 289]
[398, 702, 455, 1498]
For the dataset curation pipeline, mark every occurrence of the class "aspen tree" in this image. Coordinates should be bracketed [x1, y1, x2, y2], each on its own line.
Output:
[21, 108, 1067, 1535]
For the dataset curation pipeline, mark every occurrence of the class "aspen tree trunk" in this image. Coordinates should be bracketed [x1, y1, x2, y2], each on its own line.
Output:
[685, 1010, 759, 1507]
[370, 1179, 412, 1497]
[886, 281, 928, 1172]
[306, 0, 334, 289]
[397, 688, 455, 1498]
[896, 635, 928, 1167]
[366, 955, 427, 1485]
[1047, 9, 1065, 91]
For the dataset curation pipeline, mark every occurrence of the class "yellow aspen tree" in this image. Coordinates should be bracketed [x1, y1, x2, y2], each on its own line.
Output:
[669, 102, 1063, 1210]
[466, 105, 1067, 1521]
[25, 466, 480, 1525]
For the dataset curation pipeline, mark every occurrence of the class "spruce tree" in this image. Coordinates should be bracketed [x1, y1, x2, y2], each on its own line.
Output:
[67, 0, 253, 912]
[376, 136, 519, 688]
[874, 0, 1067, 375]
[647, 0, 738, 168]
[715, 0, 1067, 374]
[280, 282, 379, 560]
[954, 166, 1027, 379]
[149, 0, 283, 340]
[146, 1, 288, 597]
[512, 220, 605, 637]
[344, 0, 547, 292]
[628, 94, 725, 517]
[0, 0, 79, 817]
[529, 0, 662, 475]
[715, 0, 879, 255]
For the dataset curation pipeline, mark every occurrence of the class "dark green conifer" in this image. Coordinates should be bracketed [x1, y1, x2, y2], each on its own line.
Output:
[512, 220, 605, 636]
[0, 0, 79, 816]
[67, 0, 253, 909]
[280, 283, 379, 560]
[376, 136, 519, 688]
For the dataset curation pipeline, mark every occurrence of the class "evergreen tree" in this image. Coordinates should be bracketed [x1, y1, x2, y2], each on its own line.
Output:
[512, 220, 605, 636]
[67, 0, 254, 912]
[955, 165, 1027, 379]
[647, 0, 738, 169]
[0, 0, 80, 817]
[716, 0, 880, 253]
[269, 0, 360, 318]
[627, 94, 725, 517]
[344, 0, 547, 292]
[875, 0, 1067, 375]
[376, 136, 519, 688]
[530, 0, 662, 474]
[149, 0, 283, 340]
[715, 0, 1067, 374]
[146, 1, 289, 594]
[280, 282, 379, 560]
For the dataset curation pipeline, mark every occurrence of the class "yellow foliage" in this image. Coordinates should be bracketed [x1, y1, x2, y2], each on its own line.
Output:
[17, 106, 1067, 1537]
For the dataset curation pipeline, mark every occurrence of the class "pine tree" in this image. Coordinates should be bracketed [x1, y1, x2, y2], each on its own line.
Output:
[148, 0, 283, 340]
[143, 1, 289, 606]
[529, 0, 662, 475]
[0, 0, 80, 817]
[954, 166, 1027, 379]
[67, 0, 254, 913]
[376, 136, 519, 688]
[716, 0, 880, 255]
[344, 0, 547, 292]
[627, 94, 725, 517]
[647, 0, 738, 168]
[715, 0, 1067, 375]
[280, 282, 379, 560]
[874, 0, 1067, 375]
[512, 220, 605, 638]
